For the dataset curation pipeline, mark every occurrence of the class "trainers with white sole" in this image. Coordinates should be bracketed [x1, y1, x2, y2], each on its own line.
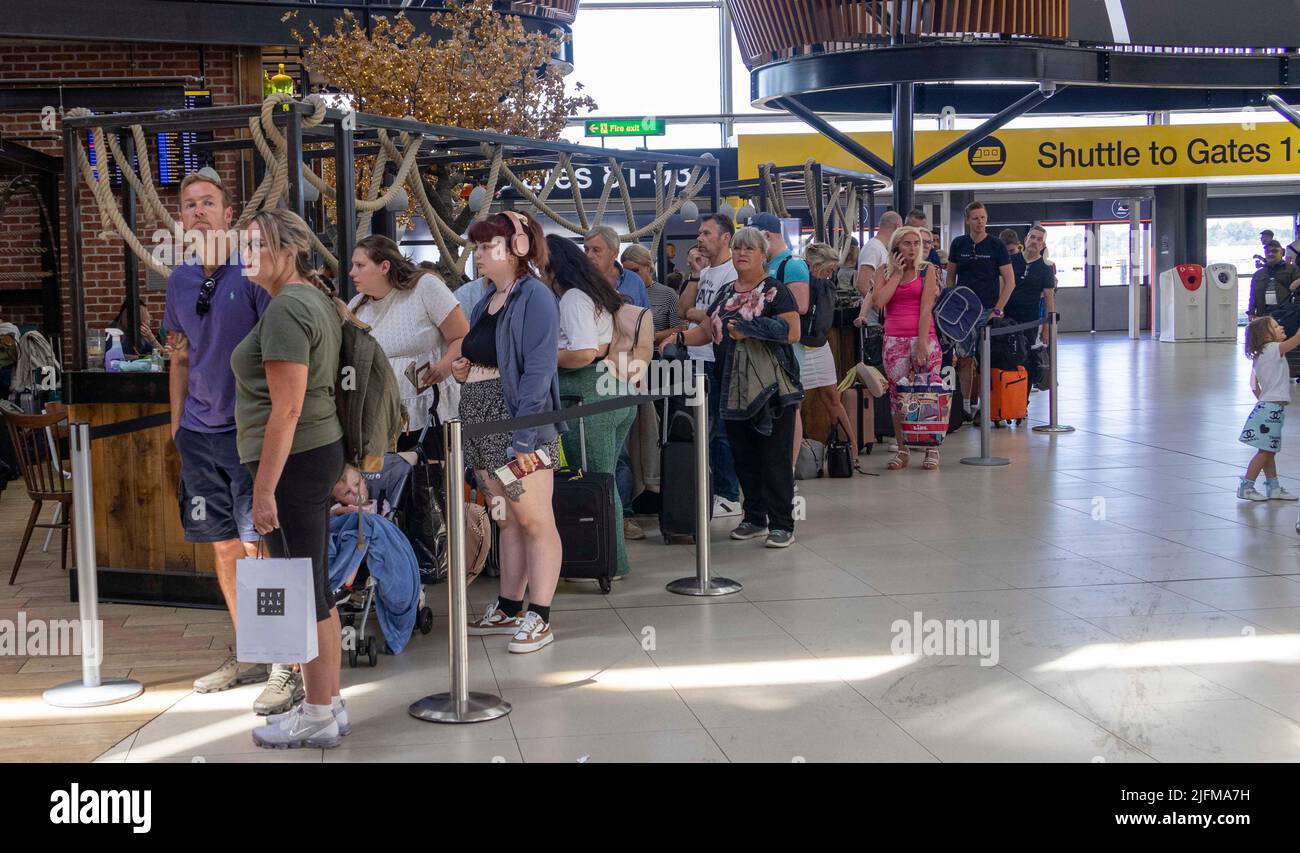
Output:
[266, 699, 351, 736]
[1268, 484, 1299, 501]
[468, 601, 523, 636]
[712, 497, 742, 518]
[1237, 483, 1269, 502]
[253, 664, 304, 716]
[251, 706, 340, 750]
[508, 611, 554, 654]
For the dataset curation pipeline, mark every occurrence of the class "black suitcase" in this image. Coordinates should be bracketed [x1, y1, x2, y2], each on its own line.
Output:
[554, 398, 618, 593]
[658, 397, 712, 543]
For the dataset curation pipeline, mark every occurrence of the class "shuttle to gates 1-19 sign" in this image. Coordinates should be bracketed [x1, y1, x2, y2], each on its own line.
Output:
[737, 123, 1300, 189]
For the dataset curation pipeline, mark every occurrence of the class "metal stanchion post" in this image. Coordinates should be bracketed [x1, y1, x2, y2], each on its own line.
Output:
[668, 368, 741, 596]
[44, 423, 142, 707]
[410, 419, 511, 724]
[1033, 312, 1075, 434]
[961, 324, 1010, 467]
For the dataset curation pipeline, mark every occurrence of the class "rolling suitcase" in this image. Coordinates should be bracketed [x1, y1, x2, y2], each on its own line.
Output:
[554, 399, 618, 593]
[989, 367, 1030, 426]
[658, 395, 712, 543]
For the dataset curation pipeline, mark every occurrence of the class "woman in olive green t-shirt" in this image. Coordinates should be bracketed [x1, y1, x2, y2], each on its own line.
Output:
[233, 209, 347, 751]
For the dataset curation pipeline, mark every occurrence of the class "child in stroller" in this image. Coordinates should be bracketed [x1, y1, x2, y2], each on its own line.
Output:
[329, 455, 435, 667]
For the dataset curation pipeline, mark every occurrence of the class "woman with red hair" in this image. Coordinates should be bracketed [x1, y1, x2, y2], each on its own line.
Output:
[455, 211, 565, 654]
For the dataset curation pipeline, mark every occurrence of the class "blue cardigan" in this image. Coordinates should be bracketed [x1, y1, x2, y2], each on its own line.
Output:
[469, 274, 566, 454]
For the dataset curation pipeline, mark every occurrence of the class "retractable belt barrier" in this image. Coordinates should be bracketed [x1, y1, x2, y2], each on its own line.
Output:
[44, 412, 172, 708]
[411, 370, 739, 725]
[960, 312, 1073, 468]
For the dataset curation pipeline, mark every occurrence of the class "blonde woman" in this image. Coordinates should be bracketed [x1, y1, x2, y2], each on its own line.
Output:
[873, 226, 942, 471]
[233, 209, 347, 748]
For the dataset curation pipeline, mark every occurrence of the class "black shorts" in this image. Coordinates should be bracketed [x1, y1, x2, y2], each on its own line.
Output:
[175, 427, 257, 543]
[248, 440, 346, 623]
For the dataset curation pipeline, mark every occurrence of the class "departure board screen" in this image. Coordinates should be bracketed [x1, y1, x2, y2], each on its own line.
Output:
[155, 90, 213, 186]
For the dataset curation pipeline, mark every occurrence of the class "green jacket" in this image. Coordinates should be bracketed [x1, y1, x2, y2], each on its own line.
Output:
[333, 298, 405, 473]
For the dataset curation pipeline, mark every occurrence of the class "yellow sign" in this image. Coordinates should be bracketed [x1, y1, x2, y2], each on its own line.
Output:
[738, 123, 1300, 189]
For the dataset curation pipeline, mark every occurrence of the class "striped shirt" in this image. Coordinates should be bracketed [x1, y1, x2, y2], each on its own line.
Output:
[646, 282, 681, 333]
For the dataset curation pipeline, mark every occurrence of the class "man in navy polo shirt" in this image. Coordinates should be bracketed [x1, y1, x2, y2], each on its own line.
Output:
[163, 170, 289, 711]
[946, 201, 1015, 416]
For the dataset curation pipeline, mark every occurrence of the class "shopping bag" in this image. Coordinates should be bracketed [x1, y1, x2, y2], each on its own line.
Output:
[896, 372, 953, 448]
[236, 535, 319, 664]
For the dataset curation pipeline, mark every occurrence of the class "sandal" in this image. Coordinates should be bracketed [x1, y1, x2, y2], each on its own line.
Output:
[923, 449, 940, 470]
[886, 449, 910, 470]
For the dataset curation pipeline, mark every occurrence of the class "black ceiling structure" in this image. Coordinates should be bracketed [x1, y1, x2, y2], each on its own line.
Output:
[748, 41, 1300, 214]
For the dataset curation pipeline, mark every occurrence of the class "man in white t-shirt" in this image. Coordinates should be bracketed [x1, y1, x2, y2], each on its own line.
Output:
[854, 211, 901, 326]
[674, 213, 741, 515]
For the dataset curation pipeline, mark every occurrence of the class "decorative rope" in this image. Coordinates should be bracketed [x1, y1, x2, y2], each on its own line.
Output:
[0, 246, 44, 255]
[67, 108, 171, 278]
[0, 271, 53, 281]
[803, 158, 819, 237]
[622, 166, 707, 242]
[564, 155, 589, 232]
[608, 157, 638, 236]
[353, 131, 391, 240]
[650, 162, 665, 259]
[101, 126, 176, 231]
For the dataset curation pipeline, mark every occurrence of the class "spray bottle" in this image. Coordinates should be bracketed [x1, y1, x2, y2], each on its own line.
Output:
[104, 328, 125, 372]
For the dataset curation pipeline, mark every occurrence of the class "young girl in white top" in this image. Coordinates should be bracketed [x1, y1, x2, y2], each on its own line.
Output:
[1238, 315, 1300, 501]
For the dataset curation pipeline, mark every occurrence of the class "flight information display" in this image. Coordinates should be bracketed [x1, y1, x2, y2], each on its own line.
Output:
[155, 90, 213, 186]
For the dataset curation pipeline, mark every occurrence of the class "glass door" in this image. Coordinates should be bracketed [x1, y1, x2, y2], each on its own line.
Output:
[1044, 223, 1090, 332]
[1096, 222, 1151, 332]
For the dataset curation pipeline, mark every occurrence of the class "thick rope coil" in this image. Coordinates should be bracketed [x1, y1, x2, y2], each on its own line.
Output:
[101, 126, 176, 231]
[591, 154, 617, 227]
[354, 130, 392, 239]
[649, 162, 665, 259]
[564, 155, 590, 232]
[66, 110, 171, 278]
[803, 158, 819, 238]
[608, 158, 638, 237]
[622, 166, 707, 242]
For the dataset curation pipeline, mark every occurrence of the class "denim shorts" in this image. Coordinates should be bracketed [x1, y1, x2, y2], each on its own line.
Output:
[175, 427, 258, 543]
[954, 308, 996, 359]
[1240, 401, 1286, 453]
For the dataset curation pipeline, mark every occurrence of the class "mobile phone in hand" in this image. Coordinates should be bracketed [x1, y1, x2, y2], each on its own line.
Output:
[404, 361, 431, 389]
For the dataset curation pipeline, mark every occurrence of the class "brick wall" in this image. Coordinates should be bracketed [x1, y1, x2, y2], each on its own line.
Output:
[0, 41, 252, 363]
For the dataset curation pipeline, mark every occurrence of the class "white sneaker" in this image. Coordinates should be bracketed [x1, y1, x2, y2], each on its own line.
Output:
[507, 611, 554, 654]
[1237, 483, 1269, 502]
[712, 497, 742, 518]
[1267, 484, 1299, 501]
[251, 705, 340, 749]
[266, 699, 351, 736]
[468, 600, 523, 635]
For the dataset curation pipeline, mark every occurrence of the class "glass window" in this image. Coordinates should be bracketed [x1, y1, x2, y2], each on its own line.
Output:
[1099, 223, 1150, 287]
[1206, 216, 1297, 316]
[570, 8, 721, 117]
[1046, 224, 1087, 288]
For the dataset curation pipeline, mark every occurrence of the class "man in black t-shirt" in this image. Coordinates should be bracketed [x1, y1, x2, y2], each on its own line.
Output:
[945, 201, 1015, 410]
[1008, 224, 1057, 346]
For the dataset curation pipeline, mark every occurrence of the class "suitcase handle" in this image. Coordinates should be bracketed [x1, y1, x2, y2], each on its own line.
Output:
[559, 394, 588, 471]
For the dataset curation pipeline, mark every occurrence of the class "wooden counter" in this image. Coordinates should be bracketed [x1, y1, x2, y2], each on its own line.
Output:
[64, 371, 221, 607]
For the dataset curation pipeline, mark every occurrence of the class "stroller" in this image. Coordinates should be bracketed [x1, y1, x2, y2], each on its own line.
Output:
[332, 452, 435, 668]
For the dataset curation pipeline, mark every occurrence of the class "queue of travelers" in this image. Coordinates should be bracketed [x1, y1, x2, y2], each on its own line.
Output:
[154, 164, 1058, 749]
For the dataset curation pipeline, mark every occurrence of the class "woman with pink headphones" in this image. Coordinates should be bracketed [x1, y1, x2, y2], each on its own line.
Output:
[453, 211, 565, 654]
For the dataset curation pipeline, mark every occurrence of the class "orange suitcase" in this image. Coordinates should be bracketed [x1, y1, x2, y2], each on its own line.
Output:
[989, 367, 1029, 424]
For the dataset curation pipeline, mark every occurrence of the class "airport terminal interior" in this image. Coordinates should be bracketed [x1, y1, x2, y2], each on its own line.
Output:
[2, 0, 1300, 765]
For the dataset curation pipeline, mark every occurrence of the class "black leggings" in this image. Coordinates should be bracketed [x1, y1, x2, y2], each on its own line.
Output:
[248, 440, 346, 622]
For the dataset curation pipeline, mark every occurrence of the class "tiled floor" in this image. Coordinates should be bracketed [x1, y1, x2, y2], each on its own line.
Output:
[5, 331, 1300, 762]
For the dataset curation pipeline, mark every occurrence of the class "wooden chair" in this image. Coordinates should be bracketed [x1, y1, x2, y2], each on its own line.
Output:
[3, 408, 73, 584]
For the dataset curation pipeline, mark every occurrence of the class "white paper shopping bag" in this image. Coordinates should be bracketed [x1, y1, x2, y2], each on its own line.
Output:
[236, 549, 319, 665]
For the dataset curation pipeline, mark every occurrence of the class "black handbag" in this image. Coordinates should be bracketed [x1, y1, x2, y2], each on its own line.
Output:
[398, 385, 449, 583]
[826, 424, 853, 478]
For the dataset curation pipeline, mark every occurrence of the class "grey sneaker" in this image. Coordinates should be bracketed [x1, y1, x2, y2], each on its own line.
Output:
[730, 521, 768, 540]
[253, 664, 305, 716]
[267, 699, 351, 736]
[251, 706, 340, 750]
[765, 529, 795, 548]
[1267, 484, 1299, 501]
[193, 652, 269, 694]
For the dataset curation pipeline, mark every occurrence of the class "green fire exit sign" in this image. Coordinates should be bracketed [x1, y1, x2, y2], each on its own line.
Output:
[584, 118, 666, 137]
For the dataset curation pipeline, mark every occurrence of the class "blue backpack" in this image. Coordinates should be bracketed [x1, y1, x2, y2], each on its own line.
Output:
[933, 286, 984, 350]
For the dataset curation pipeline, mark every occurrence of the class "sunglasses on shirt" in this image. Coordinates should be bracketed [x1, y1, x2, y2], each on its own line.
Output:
[195, 276, 218, 316]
